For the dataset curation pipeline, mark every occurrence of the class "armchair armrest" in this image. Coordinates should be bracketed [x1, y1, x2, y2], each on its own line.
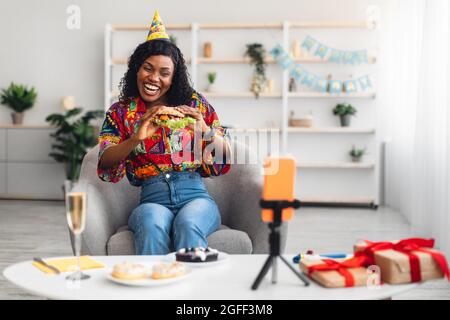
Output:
[225, 164, 288, 254]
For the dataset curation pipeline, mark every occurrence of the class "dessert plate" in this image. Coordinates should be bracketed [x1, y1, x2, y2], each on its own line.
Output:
[106, 262, 191, 287]
[165, 251, 229, 268]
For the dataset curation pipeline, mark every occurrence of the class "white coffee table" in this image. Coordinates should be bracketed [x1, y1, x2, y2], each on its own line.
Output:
[3, 254, 418, 300]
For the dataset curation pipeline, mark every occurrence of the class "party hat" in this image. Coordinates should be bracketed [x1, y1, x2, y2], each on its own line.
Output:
[146, 10, 170, 42]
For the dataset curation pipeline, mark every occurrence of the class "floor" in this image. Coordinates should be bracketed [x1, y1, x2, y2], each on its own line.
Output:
[0, 200, 449, 300]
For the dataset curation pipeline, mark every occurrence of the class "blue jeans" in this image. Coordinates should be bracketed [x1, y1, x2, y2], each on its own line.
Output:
[128, 171, 221, 255]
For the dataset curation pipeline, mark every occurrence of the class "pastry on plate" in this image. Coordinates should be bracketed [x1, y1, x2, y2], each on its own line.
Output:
[151, 261, 186, 280]
[175, 247, 219, 263]
[111, 262, 148, 280]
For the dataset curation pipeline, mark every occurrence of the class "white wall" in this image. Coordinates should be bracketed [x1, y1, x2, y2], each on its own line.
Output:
[0, 0, 378, 124]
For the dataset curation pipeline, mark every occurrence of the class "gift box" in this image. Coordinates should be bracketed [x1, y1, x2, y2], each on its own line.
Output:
[354, 238, 450, 284]
[299, 257, 369, 288]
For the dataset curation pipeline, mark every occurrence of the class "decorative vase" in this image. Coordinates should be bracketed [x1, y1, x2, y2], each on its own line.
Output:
[351, 156, 362, 163]
[288, 78, 297, 92]
[250, 73, 265, 98]
[340, 114, 351, 127]
[292, 40, 301, 59]
[265, 79, 274, 93]
[206, 83, 217, 92]
[204, 42, 212, 58]
[11, 112, 24, 125]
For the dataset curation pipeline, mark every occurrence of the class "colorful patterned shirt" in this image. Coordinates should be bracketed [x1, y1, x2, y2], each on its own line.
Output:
[97, 91, 231, 186]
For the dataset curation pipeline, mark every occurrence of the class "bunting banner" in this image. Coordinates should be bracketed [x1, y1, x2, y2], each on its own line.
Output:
[270, 44, 373, 94]
[301, 36, 369, 65]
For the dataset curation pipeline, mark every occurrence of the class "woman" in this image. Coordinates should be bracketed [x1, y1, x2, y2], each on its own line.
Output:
[97, 11, 231, 255]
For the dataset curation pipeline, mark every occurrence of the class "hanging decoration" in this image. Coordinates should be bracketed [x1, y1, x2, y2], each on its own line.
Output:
[300, 35, 369, 65]
[269, 44, 373, 94]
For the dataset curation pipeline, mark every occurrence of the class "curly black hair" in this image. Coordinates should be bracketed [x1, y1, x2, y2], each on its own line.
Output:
[118, 40, 194, 107]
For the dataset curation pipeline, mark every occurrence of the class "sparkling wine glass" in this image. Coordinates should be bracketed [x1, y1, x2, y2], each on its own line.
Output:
[65, 187, 90, 280]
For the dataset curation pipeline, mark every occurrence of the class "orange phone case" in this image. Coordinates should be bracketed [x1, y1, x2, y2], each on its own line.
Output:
[261, 157, 296, 222]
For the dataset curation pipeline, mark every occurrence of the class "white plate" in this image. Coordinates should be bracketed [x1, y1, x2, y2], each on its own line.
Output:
[166, 251, 229, 268]
[106, 263, 191, 287]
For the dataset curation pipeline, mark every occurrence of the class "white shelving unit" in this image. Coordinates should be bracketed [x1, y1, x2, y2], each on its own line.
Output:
[104, 20, 378, 207]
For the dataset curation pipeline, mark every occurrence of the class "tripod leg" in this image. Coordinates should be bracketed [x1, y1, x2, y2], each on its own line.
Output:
[251, 256, 273, 290]
[279, 255, 310, 286]
[272, 257, 278, 284]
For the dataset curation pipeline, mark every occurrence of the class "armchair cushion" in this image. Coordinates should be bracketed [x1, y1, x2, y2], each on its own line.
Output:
[106, 224, 252, 255]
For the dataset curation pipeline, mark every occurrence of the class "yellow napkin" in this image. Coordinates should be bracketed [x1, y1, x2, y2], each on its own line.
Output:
[32, 256, 105, 274]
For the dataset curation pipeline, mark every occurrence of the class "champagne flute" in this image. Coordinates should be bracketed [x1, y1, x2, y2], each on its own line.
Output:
[66, 190, 90, 280]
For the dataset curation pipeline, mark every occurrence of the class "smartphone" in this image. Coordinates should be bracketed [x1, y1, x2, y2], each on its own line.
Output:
[261, 157, 297, 222]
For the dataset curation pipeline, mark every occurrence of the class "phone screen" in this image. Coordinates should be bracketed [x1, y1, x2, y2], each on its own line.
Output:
[261, 157, 296, 222]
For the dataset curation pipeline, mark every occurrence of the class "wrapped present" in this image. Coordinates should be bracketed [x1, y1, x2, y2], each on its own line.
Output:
[354, 238, 450, 284]
[299, 256, 369, 288]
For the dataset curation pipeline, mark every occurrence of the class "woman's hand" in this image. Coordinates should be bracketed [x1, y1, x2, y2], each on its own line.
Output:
[175, 105, 210, 133]
[131, 105, 167, 142]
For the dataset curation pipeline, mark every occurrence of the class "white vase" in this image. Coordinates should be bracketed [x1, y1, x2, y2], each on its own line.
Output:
[206, 83, 217, 92]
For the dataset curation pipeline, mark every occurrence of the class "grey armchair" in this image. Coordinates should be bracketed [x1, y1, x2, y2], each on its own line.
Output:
[73, 142, 287, 255]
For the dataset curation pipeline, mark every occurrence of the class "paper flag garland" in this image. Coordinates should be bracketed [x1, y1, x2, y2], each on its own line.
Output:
[301, 35, 369, 65]
[270, 43, 373, 94]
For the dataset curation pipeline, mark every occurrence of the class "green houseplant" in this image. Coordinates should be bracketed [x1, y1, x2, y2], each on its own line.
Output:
[333, 103, 357, 127]
[349, 145, 366, 162]
[0, 82, 37, 124]
[169, 34, 177, 45]
[46, 108, 103, 182]
[245, 43, 267, 98]
[206, 72, 217, 92]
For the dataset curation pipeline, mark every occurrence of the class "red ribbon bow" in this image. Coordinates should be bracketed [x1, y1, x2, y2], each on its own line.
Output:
[355, 238, 450, 283]
[307, 255, 368, 287]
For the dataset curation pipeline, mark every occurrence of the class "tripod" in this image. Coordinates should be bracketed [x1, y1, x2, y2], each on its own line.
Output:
[251, 199, 310, 290]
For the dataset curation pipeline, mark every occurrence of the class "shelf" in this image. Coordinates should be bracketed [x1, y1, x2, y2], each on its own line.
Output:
[111, 58, 192, 65]
[227, 127, 280, 133]
[289, 21, 375, 29]
[288, 92, 376, 99]
[110, 21, 375, 31]
[197, 57, 276, 64]
[110, 91, 282, 100]
[110, 91, 375, 100]
[199, 23, 283, 30]
[287, 127, 375, 134]
[228, 127, 374, 134]
[202, 92, 282, 98]
[297, 162, 375, 169]
[111, 24, 191, 31]
[299, 196, 375, 205]
[0, 124, 54, 129]
[111, 56, 376, 65]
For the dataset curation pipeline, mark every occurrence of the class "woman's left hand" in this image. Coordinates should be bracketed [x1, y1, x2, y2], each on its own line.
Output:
[175, 105, 210, 133]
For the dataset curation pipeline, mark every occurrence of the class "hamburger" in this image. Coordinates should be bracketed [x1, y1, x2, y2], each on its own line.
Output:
[151, 108, 196, 130]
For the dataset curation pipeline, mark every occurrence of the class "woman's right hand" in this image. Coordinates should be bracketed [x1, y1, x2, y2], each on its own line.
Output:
[131, 105, 167, 142]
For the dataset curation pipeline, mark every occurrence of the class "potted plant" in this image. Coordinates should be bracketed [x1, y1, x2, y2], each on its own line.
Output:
[0, 82, 37, 125]
[46, 107, 103, 187]
[333, 103, 357, 127]
[349, 145, 366, 162]
[245, 43, 267, 98]
[169, 34, 177, 45]
[206, 72, 217, 92]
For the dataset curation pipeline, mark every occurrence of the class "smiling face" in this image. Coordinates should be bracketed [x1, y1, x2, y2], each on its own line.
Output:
[137, 55, 175, 107]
